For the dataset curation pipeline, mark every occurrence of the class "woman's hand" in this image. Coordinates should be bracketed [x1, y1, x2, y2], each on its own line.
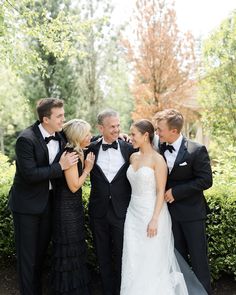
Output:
[147, 218, 158, 238]
[84, 152, 95, 173]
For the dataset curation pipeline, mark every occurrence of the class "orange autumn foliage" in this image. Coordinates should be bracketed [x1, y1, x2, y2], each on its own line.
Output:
[122, 0, 196, 121]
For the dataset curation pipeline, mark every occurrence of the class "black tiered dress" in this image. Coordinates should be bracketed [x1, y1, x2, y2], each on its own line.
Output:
[52, 158, 90, 295]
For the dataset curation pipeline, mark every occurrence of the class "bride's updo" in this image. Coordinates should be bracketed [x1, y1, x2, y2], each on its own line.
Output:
[132, 119, 155, 143]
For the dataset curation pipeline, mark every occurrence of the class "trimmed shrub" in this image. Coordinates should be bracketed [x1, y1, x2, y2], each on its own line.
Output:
[206, 145, 236, 280]
[206, 184, 236, 280]
[0, 153, 15, 259]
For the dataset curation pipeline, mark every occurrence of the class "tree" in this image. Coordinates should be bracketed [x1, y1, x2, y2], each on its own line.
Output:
[74, 0, 124, 129]
[0, 0, 82, 73]
[123, 0, 196, 120]
[199, 10, 236, 145]
[19, 0, 88, 119]
[0, 66, 30, 154]
[0, 0, 88, 158]
[104, 58, 134, 133]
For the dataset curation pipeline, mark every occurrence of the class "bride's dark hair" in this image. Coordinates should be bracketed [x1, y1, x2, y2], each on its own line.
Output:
[132, 119, 155, 143]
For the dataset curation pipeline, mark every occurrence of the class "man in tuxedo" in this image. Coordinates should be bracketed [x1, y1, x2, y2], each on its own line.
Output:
[87, 109, 134, 295]
[8, 98, 78, 295]
[154, 109, 212, 295]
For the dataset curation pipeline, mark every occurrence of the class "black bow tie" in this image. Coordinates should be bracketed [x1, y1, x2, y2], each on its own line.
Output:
[160, 143, 175, 153]
[45, 135, 60, 144]
[102, 141, 118, 151]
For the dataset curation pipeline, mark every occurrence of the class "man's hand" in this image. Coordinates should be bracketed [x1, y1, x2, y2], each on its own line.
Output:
[164, 189, 175, 203]
[59, 151, 79, 170]
[119, 133, 131, 142]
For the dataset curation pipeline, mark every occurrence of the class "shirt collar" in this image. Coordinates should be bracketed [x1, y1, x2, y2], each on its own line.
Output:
[38, 123, 55, 139]
[169, 133, 183, 152]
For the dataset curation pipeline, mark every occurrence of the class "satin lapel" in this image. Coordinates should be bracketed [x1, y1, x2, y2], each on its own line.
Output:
[90, 139, 110, 183]
[32, 121, 49, 162]
[52, 131, 66, 163]
[158, 140, 164, 155]
[171, 137, 188, 174]
[118, 139, 130, 162]
[91, 139, 102, 163]
[57, 131, 67, 151]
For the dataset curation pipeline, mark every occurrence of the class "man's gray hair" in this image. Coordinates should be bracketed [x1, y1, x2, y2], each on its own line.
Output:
[97, 109, 119, 125]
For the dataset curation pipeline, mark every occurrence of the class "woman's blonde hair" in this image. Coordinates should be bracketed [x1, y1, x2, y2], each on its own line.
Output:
[63, 119, 91, 160]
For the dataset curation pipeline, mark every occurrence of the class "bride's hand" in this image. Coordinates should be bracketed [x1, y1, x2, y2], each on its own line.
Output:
[147, 219, 158, 238]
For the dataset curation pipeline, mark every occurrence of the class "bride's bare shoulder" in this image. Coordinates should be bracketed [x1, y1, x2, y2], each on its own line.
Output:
[130, 151, 140, 163]
[152, 151, 165, 164]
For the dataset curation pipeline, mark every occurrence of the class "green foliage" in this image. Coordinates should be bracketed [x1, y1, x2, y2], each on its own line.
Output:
[206, 187, 236, 280]
[206, 145, 236, 280]
[82, 179, 97, 270]
[0, 0, 86, 73]
[0, 0, 133, 140]
[0, 66, 31, 155]
[0, 153, 15, 258]
[104, 58, 134, 133]
[199, 11, 236, 145]
[74, 0, 129, 130]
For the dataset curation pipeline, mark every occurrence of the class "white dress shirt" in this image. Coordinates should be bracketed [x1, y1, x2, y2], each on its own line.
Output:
[164, 134, 183, 173]
[96, 139, 125, 183]
[38, 124, 60, 189]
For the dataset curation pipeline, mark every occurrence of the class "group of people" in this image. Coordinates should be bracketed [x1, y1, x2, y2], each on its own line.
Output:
[9, 97, 213, 295]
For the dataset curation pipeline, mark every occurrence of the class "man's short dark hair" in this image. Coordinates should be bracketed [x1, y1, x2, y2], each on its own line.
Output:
[36, 98, 64, 123]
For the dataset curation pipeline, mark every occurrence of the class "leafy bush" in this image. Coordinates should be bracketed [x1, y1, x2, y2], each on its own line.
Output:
[82, 179, 97, 270]
[0, 153, 15, 259]
[206, 189, 236, 280]
[206, 145, 236, 280]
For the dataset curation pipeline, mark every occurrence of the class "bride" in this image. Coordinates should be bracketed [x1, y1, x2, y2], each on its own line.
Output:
[120, 119, 206, 295]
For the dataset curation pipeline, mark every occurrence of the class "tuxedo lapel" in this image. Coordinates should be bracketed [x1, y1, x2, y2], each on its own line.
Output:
[52, 131, 66, 163]
[57, 131, 66, 151]
[171, 137, 188, 174]
[118, 139, 130, 163]
[90, 138, 103, 162]
[89, 139, 130, 183]
[90, 139, 110, 183]
[32, 122, 49, 162]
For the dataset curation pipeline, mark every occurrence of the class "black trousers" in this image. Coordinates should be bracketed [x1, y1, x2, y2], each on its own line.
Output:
[90, 202, 125, 295]
[12, 194, 53, 295]
[172, 218, 212, 295]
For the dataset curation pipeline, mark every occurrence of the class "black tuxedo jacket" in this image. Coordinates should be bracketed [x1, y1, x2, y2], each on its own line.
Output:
[9, 121, 66, 215]
[87, 139, 134, 219]
[160, 137, 212, 222]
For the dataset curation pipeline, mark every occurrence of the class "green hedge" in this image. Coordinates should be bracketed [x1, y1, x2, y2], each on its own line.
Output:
[0, 152, 235, 281]
[0, 153, 15, 259]
[206, 184, 236, 280]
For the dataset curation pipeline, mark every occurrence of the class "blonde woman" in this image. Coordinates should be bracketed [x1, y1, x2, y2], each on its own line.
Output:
[52, 119, 95, 295]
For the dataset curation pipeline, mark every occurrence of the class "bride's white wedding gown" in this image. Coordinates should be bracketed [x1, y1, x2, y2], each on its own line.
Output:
[120, 165, 189, 295]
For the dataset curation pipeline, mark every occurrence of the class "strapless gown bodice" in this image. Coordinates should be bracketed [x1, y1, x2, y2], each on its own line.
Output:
[127, 165, 157, 198]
